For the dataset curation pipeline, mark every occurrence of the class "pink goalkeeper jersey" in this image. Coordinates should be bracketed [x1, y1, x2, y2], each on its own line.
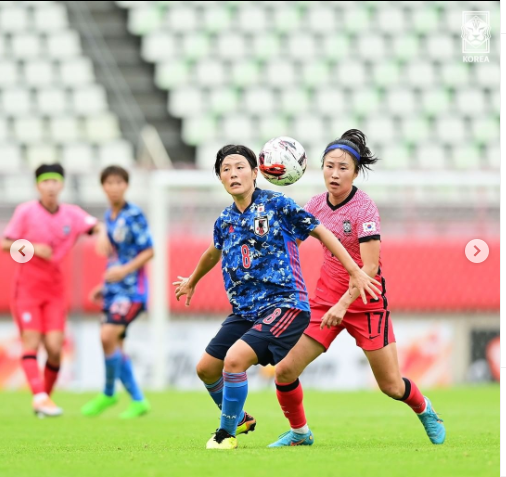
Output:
[305, 187, 383, 311]
[4, 201, 97, 293]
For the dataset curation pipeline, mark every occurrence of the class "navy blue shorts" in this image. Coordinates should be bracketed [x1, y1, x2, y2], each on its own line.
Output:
[102, 301, 145, 338]
[205, 307, 310, 366]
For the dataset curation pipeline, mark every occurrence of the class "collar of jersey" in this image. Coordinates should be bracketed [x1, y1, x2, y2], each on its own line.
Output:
[326, 186, 357, 211]
[231, 188, 262, 215]
[106, 201, 129, 221]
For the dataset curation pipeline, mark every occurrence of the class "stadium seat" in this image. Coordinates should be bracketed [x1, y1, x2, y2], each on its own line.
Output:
[24, 60, 56, 87]
[181, 33, 211, 61]
[243, 87, 277, 115]
[0, 6, 29, 33]
[13, 117, 45, 144]
[420, 89, 451, 116]
[236, 6, 268, 33]
[405, 61, 436, 87]
[250, 33, 281, 61]
[391, 34, 420, 61]
[454, 89, 487, 116]
[98, 140, 134, 168]
[4, 175, 36, 203]
[300, 60, 330, 88]
[49, 116, 82, 143]
[411, 8, 440, 34]
[451, 144, 481, 170]
[230, 60, 261, 87]
[371, 62, 401, 87]
[201, 7, 231, 33]
[221, 114, 255, 143]
[351, 89, 382, 116]
[168, 86, 205, 118]
[440, 63, 471, 88]
[59, 57, 95, 86]
[471, 116, 499, 144]
[379, 144, 412, 170]
[155, 61, 189, 89]
[375, 8, 408, 34]
[400, 117, 432, 143]
[215, 32, 247, 60]
[286, 33, 319, 60]
[0, 143, 23, 171]
[208, 87, 238, 116]
[385, 88, 417, 117]
[0, 60, 19, 87]
[84, 113, 121, 143]
[425, 34, 456, 60]
[331, 60, 367, 88]
[271, 5, 301, 33]
[306, 6, 337, 32]
[434, 116, 468, 144]
[165, 5, 199, 33]
[292, 115, 326, 145]
[47, 30, 82, 59]
[194, 59, 227, 86]
[33, 3, 68, 31]
[474, 63, 499, 88]
[26, 144, 58, 168]
[257, 116, 289, 144]
[127, 4, 163, 36]
[356, 34, 387, 61]
[182, 115, 216, 146]
[3, 88, 32, 116]
[72, 85, 108, 115]
[62, 143, 95, 172]
[36, 88, 69, 116]
[320, 34, 351, 61]
[279, 87, 311, 116]
[11, 33, 41, 60]
[485, 144, 500, 170]
[414, 142, 448, 170]
[141, 32, 176, 62]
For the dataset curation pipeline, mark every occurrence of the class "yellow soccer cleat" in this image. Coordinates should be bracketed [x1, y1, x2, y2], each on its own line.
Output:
[206, 429, 238, 450]
[236, 411, 256, 436]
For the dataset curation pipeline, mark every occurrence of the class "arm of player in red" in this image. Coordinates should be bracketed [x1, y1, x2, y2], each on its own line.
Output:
[173, 241, 222, 307]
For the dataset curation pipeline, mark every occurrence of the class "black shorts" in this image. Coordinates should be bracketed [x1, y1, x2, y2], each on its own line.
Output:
[102, 301, 145, 339]
[205, 307, 310, 366]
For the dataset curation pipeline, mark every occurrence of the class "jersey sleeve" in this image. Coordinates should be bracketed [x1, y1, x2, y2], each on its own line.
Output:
[73, 206, 98, 235]
[3, 204, 27, 240]
[278, 195, 320, 241]
[356, 200, 381, 243]
[213, 217, 224, 250]
[130, 210, 154, 251]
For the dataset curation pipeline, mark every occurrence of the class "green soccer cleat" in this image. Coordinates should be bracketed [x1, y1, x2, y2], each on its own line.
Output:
[236, 411, 256, 435]
[417, 397, 446, 445]
[268, 430, 314, 447]
[81, 393, 119, 417]
[206, 429, 238, 450]
[119, 399, 150, 419]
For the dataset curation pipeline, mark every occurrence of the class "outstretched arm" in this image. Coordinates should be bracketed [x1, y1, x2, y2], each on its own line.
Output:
[173, 241, 222, 307]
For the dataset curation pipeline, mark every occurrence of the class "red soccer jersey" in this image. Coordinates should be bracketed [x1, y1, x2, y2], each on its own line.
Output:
[4, 201, 97, 296]
[304, 186, 383, 312]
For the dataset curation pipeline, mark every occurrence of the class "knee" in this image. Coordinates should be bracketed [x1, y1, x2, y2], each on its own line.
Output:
[196, 361, 220, 383]
[275, 362, 298, 384]
[223, 354, 247, 373]
[101, 333, 118, 355]
[378, 380, 405, 399]
[45, 346, 62, 365]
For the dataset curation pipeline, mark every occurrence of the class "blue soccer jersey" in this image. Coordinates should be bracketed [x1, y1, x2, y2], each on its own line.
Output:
[103, 202, 153, 309]
[213, 189, 320, 320]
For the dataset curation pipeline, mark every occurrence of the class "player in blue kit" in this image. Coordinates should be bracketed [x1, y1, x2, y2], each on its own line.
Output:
[173, 145, 381, 449]
[82, 166, 154, 419]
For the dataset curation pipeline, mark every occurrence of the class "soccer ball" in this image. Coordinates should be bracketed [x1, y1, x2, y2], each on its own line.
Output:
[258, 136, 307, 186]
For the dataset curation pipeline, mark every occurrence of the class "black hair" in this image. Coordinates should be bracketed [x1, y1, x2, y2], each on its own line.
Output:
[322, 129, 380, 174]
[214, 144, 258, 178]
[100, 165, 129, 184]
[35, 163, 65, 180]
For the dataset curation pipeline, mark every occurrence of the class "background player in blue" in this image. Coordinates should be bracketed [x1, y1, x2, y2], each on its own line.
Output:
[81, 166, 154, 419]
[173, 145, 381, 449]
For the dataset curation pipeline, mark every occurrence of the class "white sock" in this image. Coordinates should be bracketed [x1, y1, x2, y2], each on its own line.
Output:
[292, 424, 309, 434]
[417, 397, 429, 415]
[33, 392, 48, 404]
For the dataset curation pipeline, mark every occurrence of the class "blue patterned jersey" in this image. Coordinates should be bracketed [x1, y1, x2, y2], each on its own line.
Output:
[213, 189, 320, 320]
[102, 202, 153, 309]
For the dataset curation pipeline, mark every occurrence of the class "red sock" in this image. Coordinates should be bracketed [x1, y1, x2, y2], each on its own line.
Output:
[21, 352, 44, 395]
[44, 361, 60, 395]
[275, 379, 307, 429]
[400, 377, 426, 413]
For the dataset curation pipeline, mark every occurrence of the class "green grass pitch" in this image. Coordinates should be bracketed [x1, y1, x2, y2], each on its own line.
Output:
[0, 386, 498, 477]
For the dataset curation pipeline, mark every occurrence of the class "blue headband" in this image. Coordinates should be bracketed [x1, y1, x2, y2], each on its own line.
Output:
[324, 144, 361, 161]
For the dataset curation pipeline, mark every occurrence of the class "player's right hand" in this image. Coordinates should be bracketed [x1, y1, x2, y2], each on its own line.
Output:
[34, 244, 53, 260]
[173, 276, 195, 307]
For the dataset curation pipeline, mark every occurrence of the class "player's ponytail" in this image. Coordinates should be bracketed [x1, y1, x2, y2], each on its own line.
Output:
[322, 129, 380, 174]
[214, 144, 258, 178]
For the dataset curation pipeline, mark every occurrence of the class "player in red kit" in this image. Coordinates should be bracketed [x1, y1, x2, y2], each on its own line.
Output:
[269, 130, 446, 447]
[1, 164, 101, 417]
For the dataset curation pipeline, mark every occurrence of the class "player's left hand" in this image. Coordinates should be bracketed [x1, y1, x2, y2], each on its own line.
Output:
[104, 265, 129, 283]
[320, 303, 347, 329]
[173, 276, 195, 307]
[349, 270, 381, 305]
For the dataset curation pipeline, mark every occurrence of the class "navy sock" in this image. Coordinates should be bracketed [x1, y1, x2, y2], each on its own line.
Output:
[104, 349, 122, 397]
[120, 354, 144, 401]
[220, 372, 248, 435]
[204, 377, 245, 422]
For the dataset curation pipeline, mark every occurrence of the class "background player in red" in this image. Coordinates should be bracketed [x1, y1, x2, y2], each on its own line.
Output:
[1, 164, 101, 417]
[269, 130, 446, 447]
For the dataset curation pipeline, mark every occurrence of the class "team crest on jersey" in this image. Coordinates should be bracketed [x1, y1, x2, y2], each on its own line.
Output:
[254, 216, 269, 237]
[343, 220, 352, 235]
[63, 225, 71, 236]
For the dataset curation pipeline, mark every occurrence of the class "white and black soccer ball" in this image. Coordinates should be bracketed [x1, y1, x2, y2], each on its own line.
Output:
[258, 136, 307, 186]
